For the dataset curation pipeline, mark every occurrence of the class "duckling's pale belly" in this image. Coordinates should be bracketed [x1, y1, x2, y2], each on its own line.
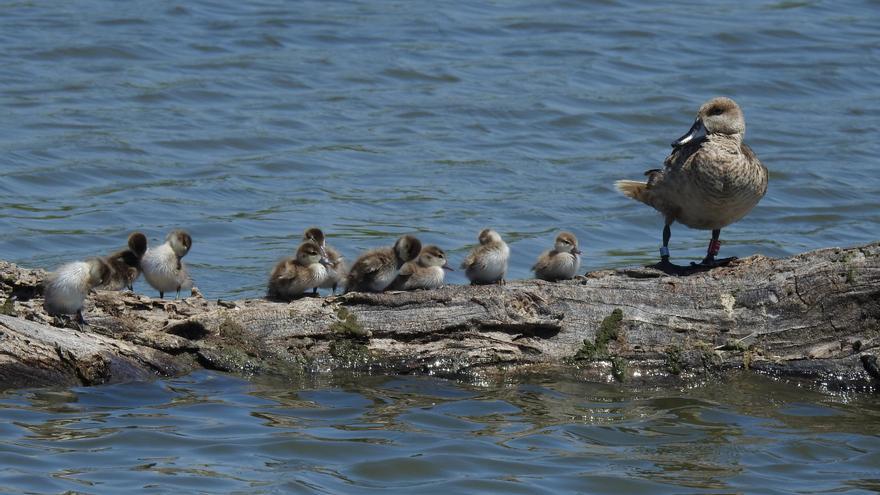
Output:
[43, 262, 90, 314]
[368, 265, 398, 292]
[142, 245, 191, 293]
[466, 246, 509, 284]
[535, 253, 580, 281]
[405, 266, 445, 290]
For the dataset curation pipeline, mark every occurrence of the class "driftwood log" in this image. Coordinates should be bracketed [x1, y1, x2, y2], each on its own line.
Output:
[1, 242, 879, 391]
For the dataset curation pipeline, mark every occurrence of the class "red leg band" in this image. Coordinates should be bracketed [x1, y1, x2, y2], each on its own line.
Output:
[708, 239, 721, 256]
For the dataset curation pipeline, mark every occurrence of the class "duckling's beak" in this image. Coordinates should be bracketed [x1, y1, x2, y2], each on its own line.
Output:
[672, 118, 706, 148]
[442, 263, 454, 271]
[572, 247, 582, 255]
[319, 256, 331, 267]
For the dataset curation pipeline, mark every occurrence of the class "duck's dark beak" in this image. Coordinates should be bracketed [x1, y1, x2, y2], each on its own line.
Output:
[672, 118, 706, 148]
[572, 247, 582, 255]
[442, 263, 454, 271]
[319, 256, 331, 267]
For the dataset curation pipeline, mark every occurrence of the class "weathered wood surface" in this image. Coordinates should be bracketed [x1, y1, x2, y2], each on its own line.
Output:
[1, 242, 878, 390]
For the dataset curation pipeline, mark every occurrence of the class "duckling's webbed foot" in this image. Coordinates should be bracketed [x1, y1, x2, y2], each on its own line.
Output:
[76, 309, 89, 328]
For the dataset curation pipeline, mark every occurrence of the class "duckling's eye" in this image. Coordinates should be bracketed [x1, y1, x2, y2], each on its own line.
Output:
[709, 107, 724, 116]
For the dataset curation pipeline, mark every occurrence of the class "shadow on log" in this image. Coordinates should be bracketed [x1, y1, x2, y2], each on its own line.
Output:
[1, 242, 879, 391]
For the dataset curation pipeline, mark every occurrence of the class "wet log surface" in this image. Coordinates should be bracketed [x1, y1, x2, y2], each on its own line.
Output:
[1, 242, 879, 391]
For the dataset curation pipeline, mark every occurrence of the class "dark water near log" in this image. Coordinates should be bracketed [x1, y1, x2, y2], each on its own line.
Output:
[0, 372, 879, 494]
[2, 1, 879, 492]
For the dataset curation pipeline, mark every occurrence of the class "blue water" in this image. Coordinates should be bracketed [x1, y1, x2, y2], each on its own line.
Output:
[2, 1, 880, 492]
[1, 0, 878, 298]
[0, 371, 878, 494]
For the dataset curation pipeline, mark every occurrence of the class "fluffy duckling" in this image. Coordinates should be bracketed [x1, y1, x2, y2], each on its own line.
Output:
[302, 227, 346, 294]
[461, 228, 509, 285]
[532, 232, 582, 281]
[141, 230, 193, 299]
[43, 257, 111, 325]
[345, 235, 421, 293]
[267, 240, 329, 301]
[100, 232, 148, 291]
[616, 97, 768, 267]
[389, 245, 453, 290]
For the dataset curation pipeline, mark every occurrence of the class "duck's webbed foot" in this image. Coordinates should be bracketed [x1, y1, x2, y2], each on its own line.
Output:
[693, 233, 736, 267]
[692, 255, 738, 268]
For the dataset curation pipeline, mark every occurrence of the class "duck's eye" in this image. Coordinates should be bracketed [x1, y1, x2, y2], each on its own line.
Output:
[709, 107, 724, 116]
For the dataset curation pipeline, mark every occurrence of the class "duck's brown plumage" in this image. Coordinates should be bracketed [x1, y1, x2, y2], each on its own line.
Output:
[101, 232, 148, 291]
[616, 97, 768, 231]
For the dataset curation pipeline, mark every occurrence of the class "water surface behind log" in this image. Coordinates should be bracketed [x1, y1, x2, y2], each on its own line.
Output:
[1, 1, 878, 299]
[0, 371, 878, 494]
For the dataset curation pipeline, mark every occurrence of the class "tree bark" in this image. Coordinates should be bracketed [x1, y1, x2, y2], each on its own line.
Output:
[1, 242, 878, 390]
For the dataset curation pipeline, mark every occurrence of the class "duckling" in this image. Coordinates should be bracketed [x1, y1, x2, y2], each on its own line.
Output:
[100, 232, 148, 291]
[532, 232, 582, 281]
[302, 227, 346, 294]
[345, 235, 421, 293]
[267, 240, 329, 301]
[141, 230, 193, 299]
[461, 228, 509, 285]
[43, 257, 111, 325]
[389, 245, 453, 290]
[616, 97, 768, 268]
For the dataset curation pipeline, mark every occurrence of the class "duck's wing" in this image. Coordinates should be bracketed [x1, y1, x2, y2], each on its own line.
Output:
[325, 245, 344, 266]
[460, 245, 488, 270]
[741, 143, 769, 197]
[347, 249, 392, 287]
[267, 258, 301, 298]
[532, 250, 553, 273]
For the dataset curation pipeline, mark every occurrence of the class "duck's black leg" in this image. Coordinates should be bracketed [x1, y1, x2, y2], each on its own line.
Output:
[661, 223, 671, 261]
[159, 291, 164, 299]
[651, 223, 674, 269]
[695, 229, 737, 267]
[76, 309, 88, 328]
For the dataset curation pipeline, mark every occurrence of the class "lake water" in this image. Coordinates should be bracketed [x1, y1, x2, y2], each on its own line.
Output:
[0, 371, 879, 494]
[1, 1, 879, 492]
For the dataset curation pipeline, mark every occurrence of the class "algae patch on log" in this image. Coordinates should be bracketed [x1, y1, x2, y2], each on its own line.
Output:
[569, 309, 628, 381]
[330, 307, 371, 339]
[572, 308, 623, 361]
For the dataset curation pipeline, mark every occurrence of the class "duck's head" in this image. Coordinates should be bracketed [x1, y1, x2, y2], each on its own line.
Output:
[672, 97, 745, 148]
[128, 232, 148, 258]
[419, 245, 453, 271]
[302, 227, 325, 245]
[302, 227, 328, 258]
[394, 235, 422, 264]
[478, 228, 503, 245]
[296, 241, 324, 266]
[167, 230, 192, 258]
[554, 231, 582, 255]
[86, 257, 112, 288]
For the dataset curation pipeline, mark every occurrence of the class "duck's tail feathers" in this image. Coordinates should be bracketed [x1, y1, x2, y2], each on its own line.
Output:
[615, 180, 649, 203]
